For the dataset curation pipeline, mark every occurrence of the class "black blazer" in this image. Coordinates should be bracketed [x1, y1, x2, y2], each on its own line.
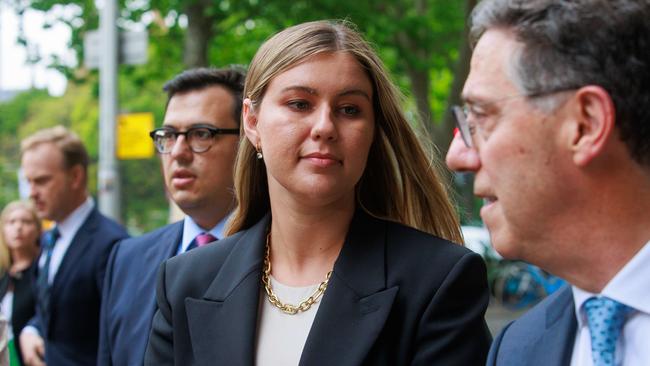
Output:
[29, 206, 128, 366]
[487, 285, 577, 366]
[145, 210, 491, 365]
[98, 221, 183, 366]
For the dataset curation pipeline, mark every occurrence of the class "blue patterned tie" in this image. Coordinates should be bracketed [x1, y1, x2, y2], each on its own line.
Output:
[37, 227, 60, 332]
[583, 296, 633, 366]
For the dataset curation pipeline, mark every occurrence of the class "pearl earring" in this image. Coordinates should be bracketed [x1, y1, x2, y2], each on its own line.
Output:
[256, 142, 263, 160]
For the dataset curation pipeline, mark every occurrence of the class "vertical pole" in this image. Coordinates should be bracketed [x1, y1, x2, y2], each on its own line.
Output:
[0, 4, 4, 92]
[98, 0, 121, 221]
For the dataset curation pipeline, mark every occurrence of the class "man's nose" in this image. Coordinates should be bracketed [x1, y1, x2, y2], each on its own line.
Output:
[446, 133, 481, 172]
[170, 135, 193, 159]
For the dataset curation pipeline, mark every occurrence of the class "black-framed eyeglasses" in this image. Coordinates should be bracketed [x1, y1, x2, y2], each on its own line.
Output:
[452, 88, 577, 148]
[149, 125, 239, 154]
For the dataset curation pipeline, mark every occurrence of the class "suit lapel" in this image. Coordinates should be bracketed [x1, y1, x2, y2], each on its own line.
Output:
[51, 208, 99, 295]
[185, 215, 269, 365]
[140, 221, 184, 312]
[145, 221, 183, 265]
[528, 286, 577, 366]
[299, 211, 398, 366]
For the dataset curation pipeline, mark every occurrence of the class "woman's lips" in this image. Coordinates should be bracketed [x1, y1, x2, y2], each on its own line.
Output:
[303, 153, 341, 167]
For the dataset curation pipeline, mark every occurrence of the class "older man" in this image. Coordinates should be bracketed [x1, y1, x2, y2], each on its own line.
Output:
[97, 67, 245, 366]
[20, 126, 129, 366]
[447, 1, 650, 365]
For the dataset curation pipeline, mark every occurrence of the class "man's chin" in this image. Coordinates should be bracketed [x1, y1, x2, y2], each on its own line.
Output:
[172, 194, 202, 210]
[488, 229, 521, 260]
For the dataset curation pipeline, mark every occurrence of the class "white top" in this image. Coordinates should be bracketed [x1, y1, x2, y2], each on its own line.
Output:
[0, 292, 12, 340]
[255, 276, 321, 366]
[570, 240, 650, 366]
[175, 214, 227, 255]
[38, 197, 94, 284]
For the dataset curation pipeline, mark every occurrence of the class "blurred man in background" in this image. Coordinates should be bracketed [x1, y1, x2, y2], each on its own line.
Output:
[20, 126, 128, 366]
[98, 67, 245, 366]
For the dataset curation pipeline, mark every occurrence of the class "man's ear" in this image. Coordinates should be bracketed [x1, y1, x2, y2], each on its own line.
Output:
[69, 164, 86, 191]
[568, 86, 616, 166]
[242, 98, 260, 146]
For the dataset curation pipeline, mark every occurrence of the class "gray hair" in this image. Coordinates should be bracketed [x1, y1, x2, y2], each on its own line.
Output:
[470, 0, 650, 166]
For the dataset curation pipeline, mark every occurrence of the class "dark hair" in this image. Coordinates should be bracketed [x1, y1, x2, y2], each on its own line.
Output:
[163, 67, 246, 126]
[470, 0, 650, 166]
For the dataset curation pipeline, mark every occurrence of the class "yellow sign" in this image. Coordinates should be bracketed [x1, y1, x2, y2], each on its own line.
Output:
[117, 112, 155, 159]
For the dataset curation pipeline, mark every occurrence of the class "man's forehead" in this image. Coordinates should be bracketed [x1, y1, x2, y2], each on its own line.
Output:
[23, 143, 62, 162]
[161, 121, 219, 129]
[462, 29, 522, 103]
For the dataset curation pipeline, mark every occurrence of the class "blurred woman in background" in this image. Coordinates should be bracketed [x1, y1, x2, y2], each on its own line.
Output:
[0, 201, 40, 365]
[146, 20, 491, 365]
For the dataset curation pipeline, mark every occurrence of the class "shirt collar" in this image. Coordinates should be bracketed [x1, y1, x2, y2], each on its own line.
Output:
[572, 240, 650, 326]
[179, 214, 229, 253]
[55, 197, 94, 242]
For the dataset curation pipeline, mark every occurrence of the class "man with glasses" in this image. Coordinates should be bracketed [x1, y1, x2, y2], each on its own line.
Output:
[446, 1, 650, 365]
[98, 67, 245, 366]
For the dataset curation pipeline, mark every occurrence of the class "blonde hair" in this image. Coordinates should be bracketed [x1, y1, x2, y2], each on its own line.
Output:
[0, 201, 42, 274]
[227, 20, 462, 244]
[21, 125, 89, 174]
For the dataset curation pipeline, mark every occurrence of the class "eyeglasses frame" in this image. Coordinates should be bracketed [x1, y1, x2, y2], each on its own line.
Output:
[149, 124, 240, 154]
[452, 87, 578, 148]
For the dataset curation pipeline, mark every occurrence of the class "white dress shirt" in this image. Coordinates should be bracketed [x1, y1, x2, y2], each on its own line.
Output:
[175, 214, 228, 255]
[38, 197, 94, 284]
[570, 240, 650, 366]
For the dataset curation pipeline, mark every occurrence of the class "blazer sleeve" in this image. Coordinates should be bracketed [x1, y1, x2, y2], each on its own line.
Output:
[97, 242, 121, 366]
[144, 261, 174, 365]
[411, 251, 492, 365]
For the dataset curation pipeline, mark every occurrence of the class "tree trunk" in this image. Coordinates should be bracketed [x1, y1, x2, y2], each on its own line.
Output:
[183, 2, 215, 68]
[446, 0, 479, 224]
[440, 0, 477, 156]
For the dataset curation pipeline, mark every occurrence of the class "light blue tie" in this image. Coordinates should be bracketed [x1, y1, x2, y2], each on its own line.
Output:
[583, 296, 633, 366]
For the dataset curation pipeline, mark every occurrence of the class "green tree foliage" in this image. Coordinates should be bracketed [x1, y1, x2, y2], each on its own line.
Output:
[0, 0, 479, 230]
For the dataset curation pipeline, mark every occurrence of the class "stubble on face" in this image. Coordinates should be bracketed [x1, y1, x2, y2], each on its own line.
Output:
[161, 86, 239, 224]
[464, 30, 568, 261]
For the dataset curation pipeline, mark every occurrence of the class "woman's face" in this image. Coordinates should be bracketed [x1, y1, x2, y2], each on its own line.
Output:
[243, 51, 375, 208]
[2, 208, 39, 251]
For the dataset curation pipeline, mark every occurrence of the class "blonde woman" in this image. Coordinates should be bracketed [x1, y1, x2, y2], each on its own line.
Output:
[0, 201, 41, 365]
[145, 20, 491, 365]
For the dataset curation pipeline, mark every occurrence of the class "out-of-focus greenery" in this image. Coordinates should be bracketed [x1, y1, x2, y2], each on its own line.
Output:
[0, 0, 478, 232]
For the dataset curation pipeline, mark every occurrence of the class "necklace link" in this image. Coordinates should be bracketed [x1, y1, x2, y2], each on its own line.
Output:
[262, 232, 332, 315]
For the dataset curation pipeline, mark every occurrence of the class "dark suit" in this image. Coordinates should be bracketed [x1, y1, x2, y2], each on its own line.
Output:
[487, 285, 577, 366]
[145, 210, 492, 365]
[29, 206, 128, 366]
[98, 221, 183, 366]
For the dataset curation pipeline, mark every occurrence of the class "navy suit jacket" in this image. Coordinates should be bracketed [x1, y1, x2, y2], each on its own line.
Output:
[98, 221, 183, 366]
[29, 206, 128, 366]
[487, 285, 577, 366]
[145, 211, 492, 365]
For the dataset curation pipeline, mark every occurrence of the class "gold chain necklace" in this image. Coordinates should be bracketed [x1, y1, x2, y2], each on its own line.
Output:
[261, 232, 333, 315]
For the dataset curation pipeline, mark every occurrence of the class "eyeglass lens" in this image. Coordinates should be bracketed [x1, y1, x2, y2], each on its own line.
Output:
[153, 128, 213, 153]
